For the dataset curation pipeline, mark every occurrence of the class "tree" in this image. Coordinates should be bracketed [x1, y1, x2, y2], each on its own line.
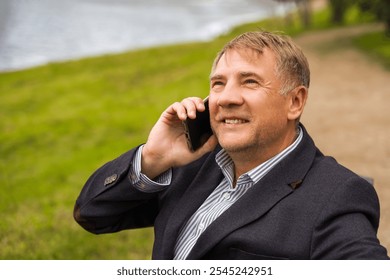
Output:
[382, 1, 390, 35]
[328, 0, 390, 34]
[274, 0, 312, 28]
[328, 0, 351, 24]
[357, 0, 390, 35]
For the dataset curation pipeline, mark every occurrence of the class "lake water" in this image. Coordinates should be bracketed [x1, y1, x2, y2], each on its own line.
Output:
[0, 0, 293, 72]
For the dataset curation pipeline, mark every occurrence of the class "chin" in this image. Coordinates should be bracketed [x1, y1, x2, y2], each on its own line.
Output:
[219, 139, 250, 153]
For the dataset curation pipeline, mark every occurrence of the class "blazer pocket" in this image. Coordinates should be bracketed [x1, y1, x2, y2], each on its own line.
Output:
[229, 248, 289, 260]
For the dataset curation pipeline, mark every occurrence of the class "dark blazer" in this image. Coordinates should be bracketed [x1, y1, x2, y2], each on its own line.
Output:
[74, 125, 389, 259]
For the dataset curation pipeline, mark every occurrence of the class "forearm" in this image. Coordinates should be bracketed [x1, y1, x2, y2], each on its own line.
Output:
[74, 147, 168, 234]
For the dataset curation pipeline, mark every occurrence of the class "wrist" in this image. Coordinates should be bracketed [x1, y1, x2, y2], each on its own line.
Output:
[141, 144, 171, 179]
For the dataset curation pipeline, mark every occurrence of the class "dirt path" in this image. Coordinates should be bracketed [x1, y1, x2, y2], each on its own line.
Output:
[296, 23, 390, 251]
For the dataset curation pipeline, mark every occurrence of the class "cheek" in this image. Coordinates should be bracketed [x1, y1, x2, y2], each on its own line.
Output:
[208, 98, 218, 119]
[250, 103, 288, 134]
[208, 107, 218, 134]
[260, 96, 289, 118]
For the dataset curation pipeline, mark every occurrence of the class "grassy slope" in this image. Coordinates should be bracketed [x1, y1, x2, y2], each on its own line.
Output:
[0, 42, 218, 259]
[0, 6, 388, 259]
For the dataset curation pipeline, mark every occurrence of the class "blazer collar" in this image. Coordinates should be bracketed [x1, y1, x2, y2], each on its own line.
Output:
[187, 124, 317, 259]
[155, 148, 224, 259]
[156, 124, 317, 259]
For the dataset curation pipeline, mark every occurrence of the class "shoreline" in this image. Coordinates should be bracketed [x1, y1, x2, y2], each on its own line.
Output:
[0, 0, 294, 73]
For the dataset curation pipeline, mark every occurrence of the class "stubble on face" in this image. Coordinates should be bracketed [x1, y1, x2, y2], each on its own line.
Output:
[209, 48, 292, 167]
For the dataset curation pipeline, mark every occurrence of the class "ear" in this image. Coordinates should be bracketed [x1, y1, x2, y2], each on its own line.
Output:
[287, 86, 308, 121]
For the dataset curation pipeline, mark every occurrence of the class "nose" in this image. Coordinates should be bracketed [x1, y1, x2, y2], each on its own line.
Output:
[216, 83, 244, 108]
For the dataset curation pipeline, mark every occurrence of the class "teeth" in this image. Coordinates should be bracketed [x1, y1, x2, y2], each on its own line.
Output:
[225, 119, 246, 124]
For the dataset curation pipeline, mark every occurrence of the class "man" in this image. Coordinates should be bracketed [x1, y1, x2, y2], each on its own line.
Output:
[74, 31, 389, 259]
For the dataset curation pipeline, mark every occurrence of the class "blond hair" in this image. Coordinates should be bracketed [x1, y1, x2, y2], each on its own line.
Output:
[212, 31, 310, 96]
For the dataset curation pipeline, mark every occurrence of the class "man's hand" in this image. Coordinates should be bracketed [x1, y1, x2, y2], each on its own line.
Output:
[141, 97, 218, 179]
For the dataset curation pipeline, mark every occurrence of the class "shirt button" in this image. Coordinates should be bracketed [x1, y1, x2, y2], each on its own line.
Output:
[198, 223, 205, 230]
[223, 192, 231, 200]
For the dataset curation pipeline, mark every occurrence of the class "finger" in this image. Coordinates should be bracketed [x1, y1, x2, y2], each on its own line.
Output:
[195, 98, 206, 112]
[166, 97, 205, 121]
[187, 97, 206, 112]
[181, 98, 199, 119]
[183, 97, 206, 119]
[169, 102, 188, 121]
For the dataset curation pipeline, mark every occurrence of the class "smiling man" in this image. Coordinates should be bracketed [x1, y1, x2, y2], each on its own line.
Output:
[74, 31, 388, 259]
[209, 45, 307, 180]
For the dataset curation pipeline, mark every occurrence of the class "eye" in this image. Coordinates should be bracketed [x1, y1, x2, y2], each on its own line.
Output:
[211, 80, 225, 88]
[243, 79, 260, 88]
[245, 79, 258, 84]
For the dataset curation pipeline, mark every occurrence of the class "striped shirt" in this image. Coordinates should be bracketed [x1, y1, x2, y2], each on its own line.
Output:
[130, 127, 303, 259]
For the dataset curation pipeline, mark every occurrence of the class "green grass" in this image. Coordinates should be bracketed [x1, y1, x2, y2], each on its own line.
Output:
[0, 5, 388, 259]
[352, 31, 390, 70]
[0, 42, 216, 259]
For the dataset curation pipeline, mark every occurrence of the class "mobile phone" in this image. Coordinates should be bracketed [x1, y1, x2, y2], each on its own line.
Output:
[183, 97, 213, 151]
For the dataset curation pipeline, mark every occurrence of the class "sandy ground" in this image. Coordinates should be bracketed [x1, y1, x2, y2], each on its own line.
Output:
[296, 24, 390, 251]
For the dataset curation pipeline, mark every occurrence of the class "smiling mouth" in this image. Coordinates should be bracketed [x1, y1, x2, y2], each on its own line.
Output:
[224, 119, 248, 124]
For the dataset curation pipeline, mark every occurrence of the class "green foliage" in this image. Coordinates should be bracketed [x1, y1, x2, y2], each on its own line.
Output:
[352, 31, 390, 69]
[328, 0, 390, 33]
[1, 5, 389, 259]
[328, 0, 352, 23]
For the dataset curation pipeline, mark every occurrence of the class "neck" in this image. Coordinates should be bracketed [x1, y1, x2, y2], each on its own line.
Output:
[229, 127, 299, 180]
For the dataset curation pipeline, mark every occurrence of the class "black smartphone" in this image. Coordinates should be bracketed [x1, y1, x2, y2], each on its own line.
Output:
[183, 97, 213, 151]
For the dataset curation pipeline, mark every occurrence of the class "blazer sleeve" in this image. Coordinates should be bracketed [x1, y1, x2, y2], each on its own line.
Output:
[311, 175, 389, 259]
[73, 147, 162, 234]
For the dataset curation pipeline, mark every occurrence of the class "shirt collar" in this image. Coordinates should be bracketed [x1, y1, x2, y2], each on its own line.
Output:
[215, 126, 303, 186]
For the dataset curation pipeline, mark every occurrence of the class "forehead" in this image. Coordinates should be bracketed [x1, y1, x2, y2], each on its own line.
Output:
[212, 48, 276, 75]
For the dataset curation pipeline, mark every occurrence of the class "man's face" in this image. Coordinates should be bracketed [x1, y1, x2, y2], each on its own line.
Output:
[209, 48, 292, 157]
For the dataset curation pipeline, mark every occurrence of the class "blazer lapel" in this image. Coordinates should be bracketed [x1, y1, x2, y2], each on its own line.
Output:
[187, 125, 317, 259]
[156, 151, 224, 259]
[186, 171, 293, 259]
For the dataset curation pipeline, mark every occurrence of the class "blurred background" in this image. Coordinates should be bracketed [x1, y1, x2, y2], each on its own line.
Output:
[0, 0, 389, 259]
[0, 0, 294, 72]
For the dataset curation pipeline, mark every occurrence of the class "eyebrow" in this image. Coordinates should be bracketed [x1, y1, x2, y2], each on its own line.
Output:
[209, 74, 224, 81]
[210, 71, 265, 84]
[210, 71, 261, 79]
[239, 71, 263, 81]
